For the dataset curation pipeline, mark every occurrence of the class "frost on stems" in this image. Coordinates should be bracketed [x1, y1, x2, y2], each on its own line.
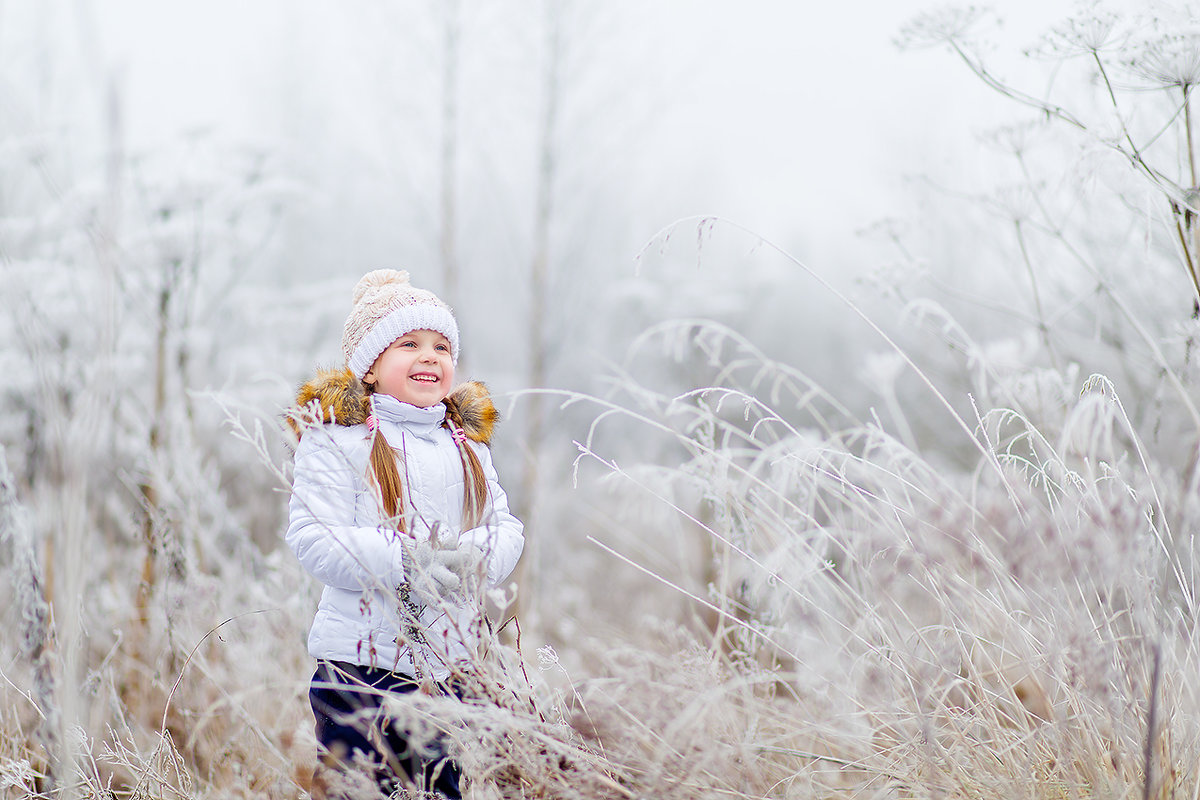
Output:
[905, 3, 1200, 316]
[0, 446, 60, 792]
[557, 294, 1195, 796]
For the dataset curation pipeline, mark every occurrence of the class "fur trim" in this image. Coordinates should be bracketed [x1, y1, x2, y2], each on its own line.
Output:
[292, 367, 369, 429]
[288, 367, 498, 445]
[446, 381, 499, 446]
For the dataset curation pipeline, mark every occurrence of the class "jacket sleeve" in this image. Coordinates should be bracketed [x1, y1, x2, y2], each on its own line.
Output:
[286, 426, 407, 591]
[458, 442, 525, 587]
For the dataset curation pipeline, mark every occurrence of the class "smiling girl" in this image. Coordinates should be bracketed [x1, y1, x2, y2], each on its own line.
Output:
[286, 269, 524, 799]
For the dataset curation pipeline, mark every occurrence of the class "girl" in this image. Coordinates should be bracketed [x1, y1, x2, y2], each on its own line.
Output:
[286, 269, 524, 798]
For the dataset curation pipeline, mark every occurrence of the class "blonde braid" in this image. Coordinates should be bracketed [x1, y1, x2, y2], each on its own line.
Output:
[442, 395, 489, 529]
[364, 386, 405, 528]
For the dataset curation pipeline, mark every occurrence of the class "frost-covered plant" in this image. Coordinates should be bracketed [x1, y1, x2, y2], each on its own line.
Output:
[889, 4, 1200, 454]
[557, 294, 1198, 797]
[0, 129, 317, 798]
[544, 15, 1200, 769]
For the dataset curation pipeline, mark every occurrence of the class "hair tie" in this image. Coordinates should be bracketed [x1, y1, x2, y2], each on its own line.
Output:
[366, 414, 378, 432]
[451, 427, 467, 445]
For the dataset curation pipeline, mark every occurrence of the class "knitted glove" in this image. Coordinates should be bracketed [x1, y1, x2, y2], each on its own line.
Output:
[404, 539, 462, 608]
[438, 540, 488, 588]
[404, 538, 488, 607]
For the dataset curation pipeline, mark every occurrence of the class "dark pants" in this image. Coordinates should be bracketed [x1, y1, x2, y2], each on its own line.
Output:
[309, 660, 462, 799]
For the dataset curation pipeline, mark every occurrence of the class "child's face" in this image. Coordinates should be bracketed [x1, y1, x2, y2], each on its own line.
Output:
[364, 329, 455, 408]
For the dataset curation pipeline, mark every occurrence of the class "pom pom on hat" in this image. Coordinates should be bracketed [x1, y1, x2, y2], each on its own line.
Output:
[341, 269, 460, 380]
[353, 268, 411, 305]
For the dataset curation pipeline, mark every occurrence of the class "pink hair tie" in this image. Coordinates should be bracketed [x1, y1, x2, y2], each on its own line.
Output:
[366, 415, 378, 432]
[451, 427, 467, 445]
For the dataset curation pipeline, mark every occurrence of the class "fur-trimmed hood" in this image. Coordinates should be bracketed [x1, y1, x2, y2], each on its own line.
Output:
[289, 367, 498, 445]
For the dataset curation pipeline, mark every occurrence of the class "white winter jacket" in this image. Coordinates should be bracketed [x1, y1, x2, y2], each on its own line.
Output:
[286, 392, 524, 679]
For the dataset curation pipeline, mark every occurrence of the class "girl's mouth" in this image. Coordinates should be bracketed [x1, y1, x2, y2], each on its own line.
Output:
[410, 374, 440, 383]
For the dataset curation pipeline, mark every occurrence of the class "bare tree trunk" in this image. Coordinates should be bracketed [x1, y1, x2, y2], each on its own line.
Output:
[516, 4, 564, 626]
[439, 0, 461, 315]
[521, 2, 562, 519]
[100, 76, 123, 407]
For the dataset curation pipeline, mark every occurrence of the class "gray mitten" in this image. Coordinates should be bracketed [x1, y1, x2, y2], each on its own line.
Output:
[404, 538, 462, 607]
[435, 540, 488, 590]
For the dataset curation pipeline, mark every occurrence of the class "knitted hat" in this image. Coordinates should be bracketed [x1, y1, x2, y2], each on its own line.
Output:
[341, 269, 460, 379]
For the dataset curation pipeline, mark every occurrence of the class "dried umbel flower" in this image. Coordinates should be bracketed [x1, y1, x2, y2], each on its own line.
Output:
[987, 182, 1040, 223]
[537, 645, 561, 671]
[1034, 4, 1122, 58]
[980, 118, 1053, 157]
[896, 5, 995, 51]
[1126, 29, 1200, 89]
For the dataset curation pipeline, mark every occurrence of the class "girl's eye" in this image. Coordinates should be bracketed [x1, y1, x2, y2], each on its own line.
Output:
[400, 341, 416, 348]
[436, 344, 449, 352]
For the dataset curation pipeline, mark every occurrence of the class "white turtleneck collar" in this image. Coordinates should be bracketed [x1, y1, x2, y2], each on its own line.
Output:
[371, 393, 446, 438]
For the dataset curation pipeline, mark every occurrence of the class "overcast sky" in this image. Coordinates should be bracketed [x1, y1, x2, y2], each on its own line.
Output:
[48, 0, 1082, 274]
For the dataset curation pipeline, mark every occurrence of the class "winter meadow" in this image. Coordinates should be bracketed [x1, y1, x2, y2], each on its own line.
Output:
[4, 2, 1200, 798]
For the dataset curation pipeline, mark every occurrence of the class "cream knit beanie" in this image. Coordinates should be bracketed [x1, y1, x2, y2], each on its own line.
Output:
[341, 269, 460, 379]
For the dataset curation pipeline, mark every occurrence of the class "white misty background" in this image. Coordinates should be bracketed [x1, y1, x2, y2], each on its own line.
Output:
[3, 0, 1200, 799]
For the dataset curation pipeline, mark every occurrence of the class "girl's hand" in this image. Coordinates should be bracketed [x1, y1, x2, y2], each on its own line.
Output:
[403, 539, 486, 606]
[405, 539, 461, 606]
